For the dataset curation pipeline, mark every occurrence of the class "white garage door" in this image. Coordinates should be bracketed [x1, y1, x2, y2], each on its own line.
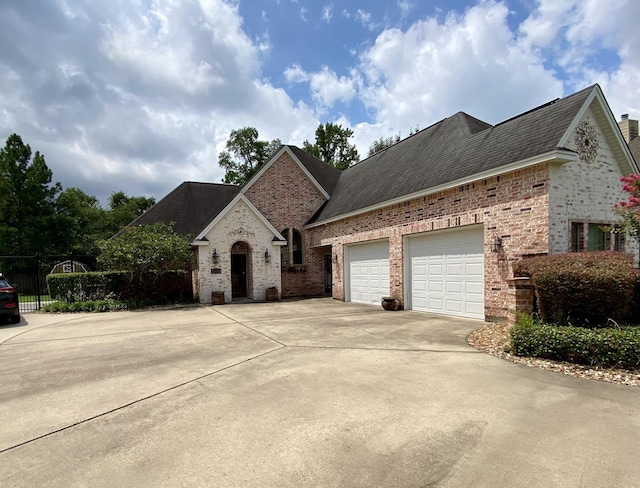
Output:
[408, 227, 484, 319]
[347, 241, 390, 305]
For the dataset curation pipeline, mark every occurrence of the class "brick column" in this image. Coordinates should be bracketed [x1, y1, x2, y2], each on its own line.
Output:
[507, 277, 534, 325]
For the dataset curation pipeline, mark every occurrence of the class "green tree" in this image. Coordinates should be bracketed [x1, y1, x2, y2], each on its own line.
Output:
[367, 126, 420, 157]
[106, 191, 156, 234]
[302, 122, 359, 170]
[55, 187, 107, 254]
[97, 222, 193, 296]
[0, 134, 61, 254]
[98, 222, 193, 274]
[368, 133, 401, 157]
[218, 127, 281, 185]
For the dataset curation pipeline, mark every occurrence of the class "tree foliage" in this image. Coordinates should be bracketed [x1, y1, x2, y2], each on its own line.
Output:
[106, 191, 156, 233]
[615, 174, 640, 244]
[367, 126, 420, 157]
[55, 187, 107, 255]
[97, 222, 193, 276]
[218, 127, 281, 185]
[0, 133, 61, 254]
[303, 122, 359, 170]
[368, 133, 401, 157]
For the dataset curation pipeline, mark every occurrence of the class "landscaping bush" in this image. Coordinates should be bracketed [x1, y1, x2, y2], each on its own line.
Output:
[509, 314, 640, 369]
[46, 271, 126, 303]
[512, 251, 636, 327]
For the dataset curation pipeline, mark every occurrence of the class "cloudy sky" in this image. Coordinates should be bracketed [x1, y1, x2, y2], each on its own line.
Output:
[1, 0, 638, 204]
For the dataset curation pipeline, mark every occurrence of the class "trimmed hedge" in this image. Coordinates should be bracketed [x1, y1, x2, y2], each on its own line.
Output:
[512, 251, 636, 327]
[47, 271, 126, 303]
[46, 270, 193, 304]
[509, 314, 640, 369]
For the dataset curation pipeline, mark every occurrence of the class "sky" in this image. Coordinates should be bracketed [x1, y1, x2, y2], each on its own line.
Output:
[1, 0, 638, 205]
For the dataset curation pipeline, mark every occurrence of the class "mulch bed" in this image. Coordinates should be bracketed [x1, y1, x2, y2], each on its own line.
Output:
[467, 322, 640, 387]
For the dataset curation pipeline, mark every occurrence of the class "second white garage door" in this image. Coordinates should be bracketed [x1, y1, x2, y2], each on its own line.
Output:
[347, 240, 390, 306]
[408, 227, 484, 319]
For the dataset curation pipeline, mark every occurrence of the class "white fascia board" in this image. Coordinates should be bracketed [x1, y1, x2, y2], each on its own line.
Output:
[305, 150, 575, 229]
[241, 146, 330, 200]
[195, 193, 285, 241]
[191, 240, 211, 246]
[558, 86, 638, 173]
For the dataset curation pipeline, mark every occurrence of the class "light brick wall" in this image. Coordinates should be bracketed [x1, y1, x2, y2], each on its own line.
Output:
[196, 198, 281, 304]
[244, 150, 329, 296]
[308, 164, 551, 320]
[549, 108, 637, 255]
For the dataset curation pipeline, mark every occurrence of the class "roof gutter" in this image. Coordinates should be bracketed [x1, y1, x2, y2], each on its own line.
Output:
[305, 149, 576, 229]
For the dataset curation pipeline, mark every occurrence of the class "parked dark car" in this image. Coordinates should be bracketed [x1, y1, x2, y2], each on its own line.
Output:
[0, 273, 20, 324]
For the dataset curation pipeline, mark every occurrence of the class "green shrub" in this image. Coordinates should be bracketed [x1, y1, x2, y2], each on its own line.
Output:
[510, 314, 640, 369]
[513, 251, 635, 327]
[46, 271, 126, 303]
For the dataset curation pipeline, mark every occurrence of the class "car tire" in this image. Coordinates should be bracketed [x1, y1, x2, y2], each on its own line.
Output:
[10, 315, 20, 324]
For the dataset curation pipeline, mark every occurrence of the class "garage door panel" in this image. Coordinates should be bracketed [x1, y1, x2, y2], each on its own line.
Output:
[409, 227, 484, 319]
[348, 241, 390, 306]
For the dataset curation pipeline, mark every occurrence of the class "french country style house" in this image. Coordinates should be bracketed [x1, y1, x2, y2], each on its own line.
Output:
[131, 84, 638, 321]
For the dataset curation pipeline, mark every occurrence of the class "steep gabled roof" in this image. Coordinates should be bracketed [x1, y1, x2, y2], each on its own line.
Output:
[287, 145, 342, 195]
[242, 145, 341, 199]
[307, 85, 598, 225]
[130, 182, 240, 236]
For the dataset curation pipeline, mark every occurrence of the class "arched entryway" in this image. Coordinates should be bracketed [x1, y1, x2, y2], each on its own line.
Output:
[231, 241, 252, 299]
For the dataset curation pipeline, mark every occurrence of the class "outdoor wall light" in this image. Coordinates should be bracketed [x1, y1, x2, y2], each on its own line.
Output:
[212, 248, 219, 264]
[264, 250, 271, 263]
[490, 236, 502, 253]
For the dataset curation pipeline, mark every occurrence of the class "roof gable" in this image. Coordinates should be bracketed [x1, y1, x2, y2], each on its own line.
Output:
[558, 85, 637, 175]
[194, 193, 285, 242]
[241, 145, 340, 199]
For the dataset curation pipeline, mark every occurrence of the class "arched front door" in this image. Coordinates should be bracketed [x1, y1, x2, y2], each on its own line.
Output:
[231, 241, 251, 299]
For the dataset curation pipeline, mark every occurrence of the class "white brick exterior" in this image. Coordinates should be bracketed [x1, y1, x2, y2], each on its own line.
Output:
[195, 198, 282, 304]
[549, 107, 637, 256]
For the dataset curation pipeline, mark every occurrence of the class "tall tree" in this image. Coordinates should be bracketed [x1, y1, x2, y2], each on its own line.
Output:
[303, 122, 359, 170]
[218, 127, 281, 185]
[107, 191, 156, 234]
[55, 187, 107, 254]
[0, 134, 61, 254]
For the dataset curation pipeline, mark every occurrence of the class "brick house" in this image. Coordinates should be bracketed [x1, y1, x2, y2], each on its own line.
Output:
[132, 84, 638, 321]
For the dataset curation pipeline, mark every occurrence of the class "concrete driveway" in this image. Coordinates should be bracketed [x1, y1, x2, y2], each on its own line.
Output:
[0, 299, 638, 487]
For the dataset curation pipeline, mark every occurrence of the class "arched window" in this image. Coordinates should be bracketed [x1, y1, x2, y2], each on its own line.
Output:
[280, 229, 290, 265]
[292, 229, 303, 264]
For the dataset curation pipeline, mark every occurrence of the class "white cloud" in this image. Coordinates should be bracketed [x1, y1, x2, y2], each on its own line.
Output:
[284, 63, 309, 83]
[518, 0, 640, 117]
[308, 67, 358, 108]
[0, 0, 320, 202]
[322, 4, 333, 23]
[356, 9, 377, 31]
[356, 0, 561, 135]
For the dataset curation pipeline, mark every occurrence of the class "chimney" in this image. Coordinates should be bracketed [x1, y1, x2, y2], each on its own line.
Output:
[618, 114, 639, 143]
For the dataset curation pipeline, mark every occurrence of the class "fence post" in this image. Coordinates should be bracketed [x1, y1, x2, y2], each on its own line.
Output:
[35, 253, 42, 311]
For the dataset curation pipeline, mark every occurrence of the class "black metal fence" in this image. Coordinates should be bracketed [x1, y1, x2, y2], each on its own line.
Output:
[0, 255, 97, 313]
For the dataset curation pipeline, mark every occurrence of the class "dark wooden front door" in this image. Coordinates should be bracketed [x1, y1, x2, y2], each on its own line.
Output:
[231, 254, 247, 298]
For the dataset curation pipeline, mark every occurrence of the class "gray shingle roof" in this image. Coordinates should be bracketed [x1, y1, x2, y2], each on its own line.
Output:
[309, 85, 594, 224]
[130, 182, 240, 237]
[286, 145, 342, 195]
